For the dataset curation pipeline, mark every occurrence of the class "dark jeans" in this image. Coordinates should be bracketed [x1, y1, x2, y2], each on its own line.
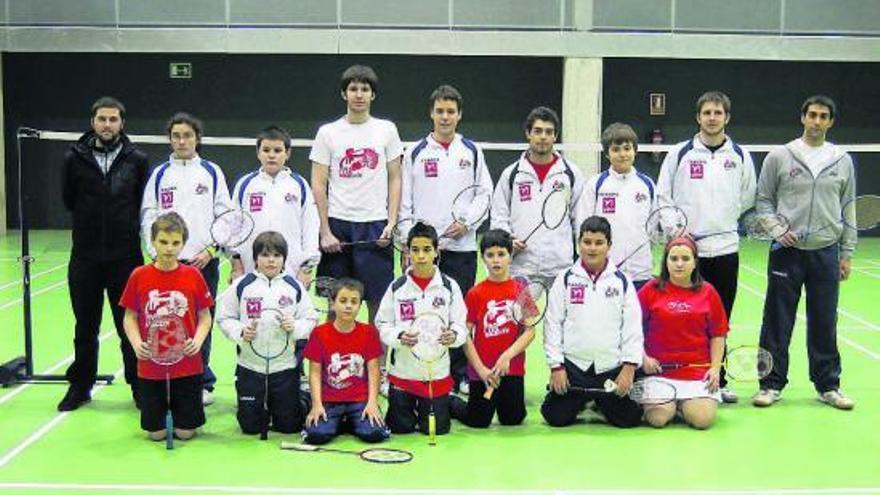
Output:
[450, 376, 526, 428]
[699, 252, 739, 388]
[303, 402, 389, 445]
[439, 250, 477, 388]
[759, 245, 842, 393]
[540, 360, 642, 428]
[65, 255, 142, 390]
[235, 365, 303, 434]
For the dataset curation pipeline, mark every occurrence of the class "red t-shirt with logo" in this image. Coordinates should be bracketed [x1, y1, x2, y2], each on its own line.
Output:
[638, 279, 729, 380]
[119, 263, 214, 380]
[464, 278, 526, 381]
[303, 321, 383, 403]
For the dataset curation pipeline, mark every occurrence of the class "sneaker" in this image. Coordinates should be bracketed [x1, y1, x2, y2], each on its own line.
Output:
[720, 387, 739, 404]
[818, 389, 854, 410]
[752, 389, 781, 407]
[202, 389, 214, 406]
[57, 386, 91, 412]
[458, 381, 470, 396]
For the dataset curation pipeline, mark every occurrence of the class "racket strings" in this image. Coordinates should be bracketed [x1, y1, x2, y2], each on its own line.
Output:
[851, 195, 880, 230]
[211, 210, 254, 248]
[148, 316, 187, 365]
[360, 449, 413, 463]
[645, 207, 688, 244]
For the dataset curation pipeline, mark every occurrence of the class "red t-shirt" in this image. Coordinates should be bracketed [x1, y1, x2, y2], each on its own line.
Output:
[410, 273, 432, 292]
[464, 278, 526, 381]
[638, 279, 729, 380]
[303, 321, 383, 403]
[527, 155, 559, 184]
[119, 263, 214, 380]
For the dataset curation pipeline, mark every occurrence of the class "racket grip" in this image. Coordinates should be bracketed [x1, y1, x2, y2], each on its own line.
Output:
[165, 412, 174, 450]
[428, 414, 436, 446]
[483, 386, 495, 400]
[770, 241, 783, 251]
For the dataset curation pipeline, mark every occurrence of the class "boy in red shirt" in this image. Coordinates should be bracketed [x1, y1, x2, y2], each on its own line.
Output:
[302, 278, 388, 444]
[451, 229, 534, 427]
[121, 212, 213, 441]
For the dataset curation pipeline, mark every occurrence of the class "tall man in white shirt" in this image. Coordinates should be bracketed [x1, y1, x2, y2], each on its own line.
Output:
[310, 65, 403, 322]
[579, 123, 656, 290]
[401, 85, 492, 391]
[541, 216, 643, 428]
[656, 91, 757, 403]
[490, 107, 584, 289]
[141, 112, 234, 405]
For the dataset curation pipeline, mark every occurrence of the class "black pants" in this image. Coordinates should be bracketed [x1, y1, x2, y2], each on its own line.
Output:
[192, 258, 219, 391]
[385, 386, 451, 435]
[450, 376, 526, 428]
[698, 252, 739, 388]
[235, 365, 303, 434]
[439, 250, 477, 388]
[65, 255, 142, 390]
[759, 246, 841, 393]
[540, 361, 642, 428]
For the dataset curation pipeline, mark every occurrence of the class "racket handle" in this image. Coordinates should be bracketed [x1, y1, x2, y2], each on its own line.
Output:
[483, 386, 495, 400]
[165, 412, 174, 450]
[770, 241, 783, 251]
[428, 414, 436, 446]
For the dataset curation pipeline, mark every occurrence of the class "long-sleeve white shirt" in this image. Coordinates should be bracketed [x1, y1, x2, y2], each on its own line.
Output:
[375, 269, 467, 382]
[230, 167, 320, 275]
[400, 133, 493, 252]
[141, 154, 234, 260]
[543, 259, 643, 374]
[216, 271, 317, 374]
[656, 135, 756, 257]
[578, 167, 657, 283]
[490, 152, 585, 280]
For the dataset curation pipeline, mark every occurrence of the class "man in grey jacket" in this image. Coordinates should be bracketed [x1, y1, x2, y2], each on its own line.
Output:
[752, 95, 856, 410]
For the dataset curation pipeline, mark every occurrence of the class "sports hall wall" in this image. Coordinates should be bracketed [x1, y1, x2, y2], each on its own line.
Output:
[4, 53, 878, 230]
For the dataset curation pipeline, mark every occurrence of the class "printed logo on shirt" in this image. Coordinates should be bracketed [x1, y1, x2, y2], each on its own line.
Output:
[689, 160, 705, 179]
[601, 196, 616, 214]
[160, 188, 175, 209]
[723, 159, 737, 170]
[399, 301, 416, 322]
[145, 289, 188, 320]
[484, 299, 514, 338]
[789, 168, 803, 178]
[517, 183, 532, 202]
[278, 295, 294, 308]
[423, 158, 439, 178]
[195, 183, 209, 195]
[327, 352, 365, 389]
[339, 147, 379, 178]
[605, 286, 620, 298]
[665, 300, 692, 313]
[245, 298, 263, 319]
[635, 192, 648, 203]
[459, 158, 472, 170]
[569, 285, 585, 304]
[551, 178, 566, 192]
[432, 296, 446, 309]
[284, 192, 297, 203]
[249, 193, 265, 213]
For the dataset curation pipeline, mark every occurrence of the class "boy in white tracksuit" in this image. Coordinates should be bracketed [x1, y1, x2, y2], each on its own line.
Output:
[217, 231, 318, 434]
[490, 107, 584, 289]
[376, 222, 467, 436]
[579, 123, 657, 289]
[541, 216, 644, 428]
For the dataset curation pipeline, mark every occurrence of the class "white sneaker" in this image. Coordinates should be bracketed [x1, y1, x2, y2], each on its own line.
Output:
[458, 381, 470, 396]
[202, 389, 214, 406]
[720, 387, 739, 404]
[818, 389, 854, 410]
[752, 389, 781, 407]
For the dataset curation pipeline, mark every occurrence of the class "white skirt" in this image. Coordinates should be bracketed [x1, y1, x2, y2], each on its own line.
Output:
[640, 376, 722, 403]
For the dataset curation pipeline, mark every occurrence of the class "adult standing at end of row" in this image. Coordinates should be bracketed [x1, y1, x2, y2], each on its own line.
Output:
[59, 96, 150, 412]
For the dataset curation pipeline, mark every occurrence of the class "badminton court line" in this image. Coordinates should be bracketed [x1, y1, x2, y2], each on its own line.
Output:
[0, 260, 69, 292]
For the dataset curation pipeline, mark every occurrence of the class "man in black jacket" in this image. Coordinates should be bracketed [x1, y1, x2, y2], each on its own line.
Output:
[58, 96, 149, 412]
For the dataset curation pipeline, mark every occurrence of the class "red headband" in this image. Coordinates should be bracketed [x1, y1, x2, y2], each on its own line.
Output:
[666, 235, 698, 255]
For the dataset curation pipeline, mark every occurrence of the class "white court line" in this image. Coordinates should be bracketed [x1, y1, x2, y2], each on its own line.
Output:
[1, 484, 879, 495]
[0, 367, 123, 469]
[740, 264, 880, 334]
[0, 261, 68, 292]
[0, 279, 67, 312]
[850, 267, 880, 281]
[737, 280, 880, 362]
[0, 330, 116, 407]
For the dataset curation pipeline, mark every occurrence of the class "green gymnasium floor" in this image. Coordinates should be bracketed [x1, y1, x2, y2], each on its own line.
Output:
[0, 230, 878, 495]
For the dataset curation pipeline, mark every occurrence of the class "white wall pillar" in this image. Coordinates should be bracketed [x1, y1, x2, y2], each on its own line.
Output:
[562, 57, 602, 178]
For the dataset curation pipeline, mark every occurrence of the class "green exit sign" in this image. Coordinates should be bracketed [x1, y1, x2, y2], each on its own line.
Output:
[169, 63, 192, 79]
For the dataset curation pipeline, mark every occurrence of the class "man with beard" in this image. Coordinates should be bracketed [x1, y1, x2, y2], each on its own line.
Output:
[58, 97, 150, 411]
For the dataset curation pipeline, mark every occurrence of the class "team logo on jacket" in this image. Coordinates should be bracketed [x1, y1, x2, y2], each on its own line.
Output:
[432, 296, 446, 309]
[245, 298, 263, 319]
[551, 178, 566, 191]
[602, 196, 616, 214]
[284, 192, 296, 203]
[278, 295, 294, 308]
[160, 189, 175, 209]
[339, 147, 379, 178]
[689, 160, 705, 179]
[423, 159, 439, 178]
[517, 183, 532, 202]
[723, 159, 737, 170]
[605, 286, 620, 298]
[635, 192, 648, 203]
[399, 301, 415, 322]
[459, 158, 472, 169]
[327, 352, 365, 389]
[666, 300, 692, 313]
[789, 168, 803, 178]
[249, 193, 265, 212]
[569, 285, 585, 304]
[195, 183, 209, 195]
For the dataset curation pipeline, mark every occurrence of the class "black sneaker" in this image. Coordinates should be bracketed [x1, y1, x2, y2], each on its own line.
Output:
[57, 386, 91, 412]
